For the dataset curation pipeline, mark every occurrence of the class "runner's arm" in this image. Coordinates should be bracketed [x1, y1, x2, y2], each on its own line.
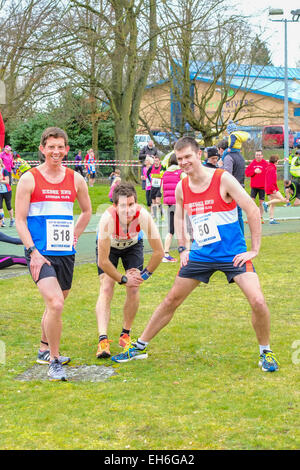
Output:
[15, 172, 51, 280]
[139, 208, 164, 274]
[97, 213, 141, 287]
[221, 171, 261, 263]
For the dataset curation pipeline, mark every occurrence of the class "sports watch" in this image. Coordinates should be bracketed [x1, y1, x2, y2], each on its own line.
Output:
[118, 275, 128, 285]
[27, 245, 37, 256]
[178, 246, 187, 254]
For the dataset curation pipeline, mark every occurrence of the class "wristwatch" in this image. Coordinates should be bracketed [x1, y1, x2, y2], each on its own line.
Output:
[118, 275, 128, 285]
[27, 245, 37, 256]
[178, 246, 187, 254]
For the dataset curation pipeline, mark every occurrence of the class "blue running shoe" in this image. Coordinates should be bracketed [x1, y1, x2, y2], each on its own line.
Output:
[259, 350, 279, 372]
[269, 219, 279, 225]
[111, 342, 148, 363]
[47, 358, 67, 381]
[37, 349, 71, 365]
[262, 201, 269, 213]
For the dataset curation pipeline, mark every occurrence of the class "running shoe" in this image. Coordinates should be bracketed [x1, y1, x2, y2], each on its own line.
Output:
[47, 358, 67, 381]
[9, 218, 15, 227]
[269, 219, 279, 225]
[119, 333, 131, 348]
[261, 219, 265, 224]
[162, 255, 177, 263]
[285, 202, 291, 207]
[96, 338, 112, 359]
[262, 201, 269, 213]
[111, 342, 148, 363]
[36, 349, 71, 365]
[258, 350, 279, 372]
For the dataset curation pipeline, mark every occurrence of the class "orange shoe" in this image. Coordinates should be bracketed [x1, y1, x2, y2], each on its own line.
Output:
[119, 333, 131, 348]
[261, 218, 265, 224]
[96, 338, 112, 359]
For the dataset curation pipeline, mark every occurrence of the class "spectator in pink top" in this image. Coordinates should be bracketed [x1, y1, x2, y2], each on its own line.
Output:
[0, 145, 14, 186]
[161, 153, 184, 262]
[109, 169, 121, 202]
[141, 156, 153, 207]
[245, 149, 268, 222]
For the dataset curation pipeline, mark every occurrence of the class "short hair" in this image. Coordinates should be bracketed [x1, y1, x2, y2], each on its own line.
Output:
[40, 127, 68, 146]
[169, 153, 178, 166]
[255, 149, 263, 155]
[269, 154, 279, 164]
[217, 139, 228, 150]
[115, 169, 121, 175]
[112, 182, 137, 205]
[174, 136, 199, 153]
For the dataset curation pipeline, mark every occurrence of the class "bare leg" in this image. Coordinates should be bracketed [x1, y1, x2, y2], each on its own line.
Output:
[140, 276, 200, 343]
[164, 233, 173, 254]
[234, 272, 270, 345]
[96, 273, 115, 336]
[123, 285, 140, 331]
[37, 277, 65, 361]
[40, 289, 70, 351]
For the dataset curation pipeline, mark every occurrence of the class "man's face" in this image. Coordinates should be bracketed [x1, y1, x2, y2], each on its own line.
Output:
[208, 156, 219, 166]
[154, 157, 160, 167]
[39, 137, 69, 166]
[176, 145, 202, 174]
[255, 151, 263, 162]
[148, 141, 153, 149]
[115, 195, 137, 224]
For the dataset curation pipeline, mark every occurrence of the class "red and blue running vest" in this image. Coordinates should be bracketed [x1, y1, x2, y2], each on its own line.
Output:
[27, 167, 77, 256]
[182, 169, 246, 262]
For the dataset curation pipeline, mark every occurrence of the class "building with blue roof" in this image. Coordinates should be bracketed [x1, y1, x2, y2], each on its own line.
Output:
[139, 61, 300, 142]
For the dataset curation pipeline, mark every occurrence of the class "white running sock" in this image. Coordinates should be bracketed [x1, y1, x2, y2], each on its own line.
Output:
[136, 338, 148, 350]
[259, 345, 271, 355]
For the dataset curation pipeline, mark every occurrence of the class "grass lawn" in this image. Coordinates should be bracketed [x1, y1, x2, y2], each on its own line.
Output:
[0, 179, 299, 450]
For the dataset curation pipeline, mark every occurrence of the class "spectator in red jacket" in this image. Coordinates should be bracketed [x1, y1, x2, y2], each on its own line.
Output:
[245, 149, 268, 222]
[262, 154, 288, 224]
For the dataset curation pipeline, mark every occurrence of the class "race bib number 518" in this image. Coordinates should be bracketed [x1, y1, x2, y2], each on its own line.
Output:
[46, 219, 74, 251]
[191, 212, 221, 246]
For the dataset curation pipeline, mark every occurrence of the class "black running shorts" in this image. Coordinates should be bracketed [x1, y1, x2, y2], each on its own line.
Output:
[97, 239, 144, 276]
[150, 187, 162, 200]
[250, 187, 265, 200]
[178, 259, 256, 284]
[25, 251, 75, 291]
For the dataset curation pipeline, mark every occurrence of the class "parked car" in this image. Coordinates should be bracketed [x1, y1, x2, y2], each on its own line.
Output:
[262, 125, 294, 148]
[134, 134, 151, 150]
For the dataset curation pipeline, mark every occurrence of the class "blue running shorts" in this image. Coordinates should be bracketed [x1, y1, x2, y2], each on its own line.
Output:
[178, 259, 256, 284]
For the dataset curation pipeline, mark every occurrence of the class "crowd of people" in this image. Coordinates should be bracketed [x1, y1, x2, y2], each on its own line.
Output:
[2, 122, 300, 381]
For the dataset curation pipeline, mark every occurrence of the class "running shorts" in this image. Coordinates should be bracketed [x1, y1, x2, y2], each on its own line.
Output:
[96, 239, 144, 276]
[25, 251, 75, 291]
[150, 187, 162, 200]
[178, 259, 256, 284]
[250, 188, 265, 200]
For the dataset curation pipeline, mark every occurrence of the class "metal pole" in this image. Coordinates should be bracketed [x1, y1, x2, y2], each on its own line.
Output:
[284, 19, 289, 181]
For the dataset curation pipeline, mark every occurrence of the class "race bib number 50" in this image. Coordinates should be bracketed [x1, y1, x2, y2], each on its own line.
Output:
[191, 212, 221, 246]
[46, 219, 74, 251]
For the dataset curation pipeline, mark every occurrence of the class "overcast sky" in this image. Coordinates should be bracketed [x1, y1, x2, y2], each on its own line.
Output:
[238, 0, 300, 67]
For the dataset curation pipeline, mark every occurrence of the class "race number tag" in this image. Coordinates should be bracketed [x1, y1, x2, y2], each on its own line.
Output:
[151, 177, 161, 188]
[46, 219, 74, 251]
[190, 212, 221, 246]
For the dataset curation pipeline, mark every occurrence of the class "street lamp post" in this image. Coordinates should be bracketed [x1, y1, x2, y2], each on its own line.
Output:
[269, 8, 300, 181]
